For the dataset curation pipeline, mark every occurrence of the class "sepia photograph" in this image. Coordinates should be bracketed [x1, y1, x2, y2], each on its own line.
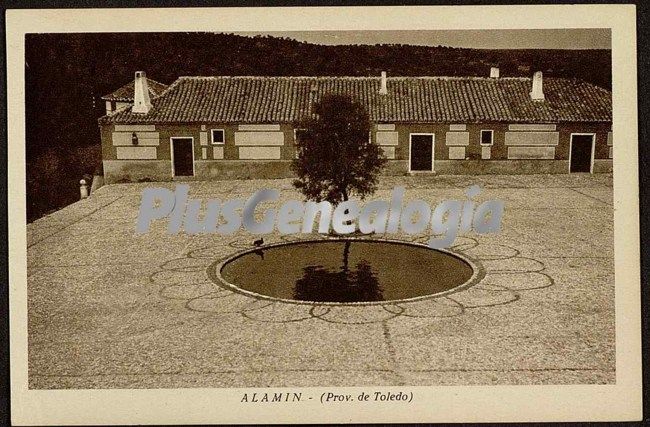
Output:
[8, 5, 641, 424]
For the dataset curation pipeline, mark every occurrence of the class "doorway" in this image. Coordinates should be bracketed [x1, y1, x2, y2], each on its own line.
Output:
[409, 134, 434, 172]
[171, 137, 195, 177]
[569, 134, 595, 173]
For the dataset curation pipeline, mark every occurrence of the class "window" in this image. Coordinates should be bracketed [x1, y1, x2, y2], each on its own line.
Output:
[294, 128, 307, 142]
[211, 129, 225, 145]
[480, 130, 494, 146]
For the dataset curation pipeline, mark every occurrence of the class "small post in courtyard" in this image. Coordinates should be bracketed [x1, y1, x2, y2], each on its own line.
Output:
[79, 179, 89, 199]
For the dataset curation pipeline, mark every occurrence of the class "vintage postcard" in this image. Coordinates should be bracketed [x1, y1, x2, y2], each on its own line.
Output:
[7, 5, 641, 424]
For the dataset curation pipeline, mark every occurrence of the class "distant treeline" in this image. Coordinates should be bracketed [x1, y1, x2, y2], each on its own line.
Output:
[25, 32, 611, 222]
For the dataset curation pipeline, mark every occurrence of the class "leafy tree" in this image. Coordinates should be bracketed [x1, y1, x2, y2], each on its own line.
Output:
[291, 94, 387, 206]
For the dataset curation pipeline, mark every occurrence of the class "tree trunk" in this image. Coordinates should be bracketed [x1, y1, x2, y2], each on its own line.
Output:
[342, 240, 351, 273]
[342, 187, 355, 229]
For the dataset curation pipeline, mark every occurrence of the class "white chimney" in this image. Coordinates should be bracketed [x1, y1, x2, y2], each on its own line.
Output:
[379, 71, 388, 95]
[490, 67, 500, 78]
[530, 71, 544, 101]
[132, 71, 152, 114]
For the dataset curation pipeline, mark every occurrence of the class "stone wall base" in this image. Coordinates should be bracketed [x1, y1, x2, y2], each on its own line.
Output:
[382, 160, 409, 175]
[380, 160, 612, 176]
[593, 159, 613, 173]
[103, 160, 172, 184]
[104, 159, 612, 183]
[194, 160, 294, 179]
[433, 160, 572, 175]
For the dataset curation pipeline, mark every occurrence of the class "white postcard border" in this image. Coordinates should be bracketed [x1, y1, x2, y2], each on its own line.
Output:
[7, 5, 641, 424]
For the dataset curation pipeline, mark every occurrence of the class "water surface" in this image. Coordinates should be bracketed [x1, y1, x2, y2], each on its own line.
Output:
[219, 240, 475, 303]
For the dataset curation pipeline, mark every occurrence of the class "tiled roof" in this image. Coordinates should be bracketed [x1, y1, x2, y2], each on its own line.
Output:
[99, 75, 612, 124]
[101, 78, 169, 101]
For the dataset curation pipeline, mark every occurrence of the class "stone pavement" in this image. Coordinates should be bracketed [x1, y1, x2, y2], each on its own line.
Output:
[27, 174, 615, 388]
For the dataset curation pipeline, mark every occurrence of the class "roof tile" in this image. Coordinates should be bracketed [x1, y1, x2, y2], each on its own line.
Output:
[100, 75, 612, 124]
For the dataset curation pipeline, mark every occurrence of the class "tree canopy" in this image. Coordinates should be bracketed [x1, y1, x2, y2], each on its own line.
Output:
[292, 94, 388, 205]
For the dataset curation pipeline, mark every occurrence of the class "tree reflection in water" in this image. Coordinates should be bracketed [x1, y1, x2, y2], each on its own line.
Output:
[293, 240, 384, 302]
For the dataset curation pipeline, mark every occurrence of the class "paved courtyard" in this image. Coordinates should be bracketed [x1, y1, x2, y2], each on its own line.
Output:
[27, 174, 615, 388]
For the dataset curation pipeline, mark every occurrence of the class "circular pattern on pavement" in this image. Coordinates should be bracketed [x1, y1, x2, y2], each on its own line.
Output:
[148, 233, 554, 324]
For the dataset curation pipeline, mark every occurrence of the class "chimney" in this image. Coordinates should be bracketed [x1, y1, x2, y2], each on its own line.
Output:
[490, 67, 500, 78]
[530, 71, 544, 101]
[132, 71, 152, 114]
[379, 71, 388, 95]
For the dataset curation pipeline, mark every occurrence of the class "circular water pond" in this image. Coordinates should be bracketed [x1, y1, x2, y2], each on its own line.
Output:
[213, 239, 481, 305]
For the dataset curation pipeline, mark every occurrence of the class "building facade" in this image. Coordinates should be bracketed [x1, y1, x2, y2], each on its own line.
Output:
[98, 70, 613, 183]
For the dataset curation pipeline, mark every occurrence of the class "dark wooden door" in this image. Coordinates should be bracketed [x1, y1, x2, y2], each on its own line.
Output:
[172, 138, 194, 176]
[570, 135, 593, 173]
[410, 135, 433, 171]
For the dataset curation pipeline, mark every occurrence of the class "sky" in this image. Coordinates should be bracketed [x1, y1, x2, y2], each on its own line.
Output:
[234, 29, 611, 50]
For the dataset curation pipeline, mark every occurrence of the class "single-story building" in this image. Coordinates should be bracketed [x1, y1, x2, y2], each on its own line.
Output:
[98, 69, 612, 183]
